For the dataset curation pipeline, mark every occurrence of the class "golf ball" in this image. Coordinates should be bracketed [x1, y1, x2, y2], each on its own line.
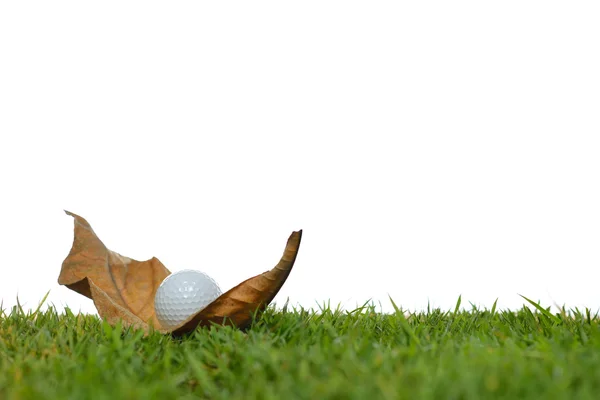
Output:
[154, 269, 222, 329]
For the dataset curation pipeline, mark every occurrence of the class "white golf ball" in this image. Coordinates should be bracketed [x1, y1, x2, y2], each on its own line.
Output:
[154, 269, 222, 329]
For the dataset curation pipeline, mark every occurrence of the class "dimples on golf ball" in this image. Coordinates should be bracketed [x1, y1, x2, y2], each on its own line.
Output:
[154, 269, 222, 329]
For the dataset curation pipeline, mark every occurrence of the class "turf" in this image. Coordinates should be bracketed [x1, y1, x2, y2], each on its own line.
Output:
[1, 296, 599, 400]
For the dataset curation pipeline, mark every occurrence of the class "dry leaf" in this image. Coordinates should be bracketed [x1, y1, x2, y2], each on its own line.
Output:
[171, 229, 302, 335]
[58, 211, 170, 330]
[58, 211, 302, 334]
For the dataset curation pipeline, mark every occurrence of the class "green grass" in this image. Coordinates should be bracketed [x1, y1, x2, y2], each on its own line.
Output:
[1, 297, 600, 400]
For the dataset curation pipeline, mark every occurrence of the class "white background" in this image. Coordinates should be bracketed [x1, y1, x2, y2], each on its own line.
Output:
[1, 2, 599, 316]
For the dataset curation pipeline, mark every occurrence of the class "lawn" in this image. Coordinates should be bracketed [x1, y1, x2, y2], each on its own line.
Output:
[1, 297, 599, 399]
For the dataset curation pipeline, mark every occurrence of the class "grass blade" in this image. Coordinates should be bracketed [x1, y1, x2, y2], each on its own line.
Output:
[454, 295, 462, 314]
[519, 294, 561, 325]
[389, 296, 421, 346]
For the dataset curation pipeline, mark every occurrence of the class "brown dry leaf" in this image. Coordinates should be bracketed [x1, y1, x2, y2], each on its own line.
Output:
[58, 211, 170, 330]
[58, 211, 302, 334]
[170, 229, 302, 335]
